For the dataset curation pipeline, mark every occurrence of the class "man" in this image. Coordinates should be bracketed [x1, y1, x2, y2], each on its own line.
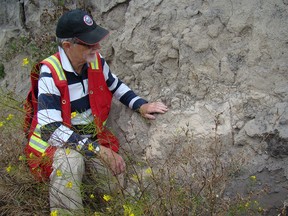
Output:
[24, 9, 168, 214]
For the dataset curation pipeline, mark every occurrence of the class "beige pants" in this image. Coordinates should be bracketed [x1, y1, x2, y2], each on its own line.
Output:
[49, 148, 124, 215]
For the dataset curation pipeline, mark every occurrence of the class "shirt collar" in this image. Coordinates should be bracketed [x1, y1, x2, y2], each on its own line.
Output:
[58, 46, 75, 73]
[58, 46, 92, 76]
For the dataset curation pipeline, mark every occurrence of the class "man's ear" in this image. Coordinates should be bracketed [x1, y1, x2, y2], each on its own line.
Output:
[62, 41, 72, 50]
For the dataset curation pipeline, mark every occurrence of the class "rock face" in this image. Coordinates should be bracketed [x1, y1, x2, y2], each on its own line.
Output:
[0, 0, 287, 213]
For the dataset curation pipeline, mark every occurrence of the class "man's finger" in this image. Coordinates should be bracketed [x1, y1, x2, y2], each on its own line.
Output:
[144, 113, 156, 120]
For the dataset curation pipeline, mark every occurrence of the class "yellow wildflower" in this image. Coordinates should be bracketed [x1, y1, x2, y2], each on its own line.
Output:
[123, 204, 134, 216]
[145, 167, 152, 175]
[65, 148, 71, 155]
[71, 112, 77, 119]
[76, 145, 82, 151]
[6, 114, 14, 121]
[29, 153, 33, 158]
[6, 165, 12, 173]
[90, 194, 95, 199]
[42, 152, 46, 157]
[131, 174, 139, 182]
[18, 155, 25, 161]
[50, 210, 58, 216]
[103, 194, 111, 202]
[66, 181, 73, 188]
[0, 122, 4, 127]
[245, 202, 250, 208]
[250, 175, 256, 181]
[22, 58, 29, 66]
[88, 143, 94, 151]
[56, 169, 62, 177]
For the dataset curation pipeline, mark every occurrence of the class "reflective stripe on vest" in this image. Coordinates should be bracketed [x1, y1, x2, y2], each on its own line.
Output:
[29, 135, 49, 153]
[29, 126, 50, 154]
[44, 55, 66, 81]
[33, 124, 42, 136]
[29, 124, 49, 153]
[90, 58, 99, 70]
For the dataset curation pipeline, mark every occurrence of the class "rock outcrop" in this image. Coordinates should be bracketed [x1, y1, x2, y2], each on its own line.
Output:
[0, 0, 287, 213]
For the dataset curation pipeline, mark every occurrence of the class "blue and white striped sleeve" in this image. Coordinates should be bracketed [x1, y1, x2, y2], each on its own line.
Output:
[37, 65, 85, 148]
[100, 55, 148, 110]
[38, 64, 63, 126]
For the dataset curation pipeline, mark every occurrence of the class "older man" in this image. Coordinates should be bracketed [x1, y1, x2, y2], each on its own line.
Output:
[24, 8, 168, 214]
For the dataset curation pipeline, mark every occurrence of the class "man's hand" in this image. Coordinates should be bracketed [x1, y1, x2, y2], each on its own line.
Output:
[98, 145, 126, 175]
[139, 102, 168, 120]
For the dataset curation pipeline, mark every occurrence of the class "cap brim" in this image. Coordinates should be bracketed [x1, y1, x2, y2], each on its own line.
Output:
[76, 25, 109, 45]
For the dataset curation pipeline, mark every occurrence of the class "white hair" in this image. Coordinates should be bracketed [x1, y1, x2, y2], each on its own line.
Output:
[56, 37, 75, 47]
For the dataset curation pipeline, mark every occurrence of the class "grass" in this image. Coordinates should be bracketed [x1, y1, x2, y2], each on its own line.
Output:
[2, 34, 57, 67]
[0, 90, 50, 215]
[0, 87, 271, 216]
[0, 25, 283, 215]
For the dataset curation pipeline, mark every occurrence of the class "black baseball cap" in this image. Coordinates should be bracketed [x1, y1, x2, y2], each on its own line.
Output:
[56, 9, 109, 45]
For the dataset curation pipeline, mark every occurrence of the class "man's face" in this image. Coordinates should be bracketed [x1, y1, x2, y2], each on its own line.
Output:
[64, 40, 101, 64]
[73, 41, 101, 63]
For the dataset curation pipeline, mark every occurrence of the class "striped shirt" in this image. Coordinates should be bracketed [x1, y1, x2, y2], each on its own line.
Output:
[37, 47, 147, 147]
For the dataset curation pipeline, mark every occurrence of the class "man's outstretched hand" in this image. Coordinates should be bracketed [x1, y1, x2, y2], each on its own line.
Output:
[98, 146, 126, 175]
[139, 101, 168, 120]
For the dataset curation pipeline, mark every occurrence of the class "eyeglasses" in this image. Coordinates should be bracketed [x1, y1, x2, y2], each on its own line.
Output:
[73, 39, 99, 49]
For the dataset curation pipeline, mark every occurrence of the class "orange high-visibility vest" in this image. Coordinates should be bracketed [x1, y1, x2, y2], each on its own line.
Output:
[24, 52, 119, 181]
